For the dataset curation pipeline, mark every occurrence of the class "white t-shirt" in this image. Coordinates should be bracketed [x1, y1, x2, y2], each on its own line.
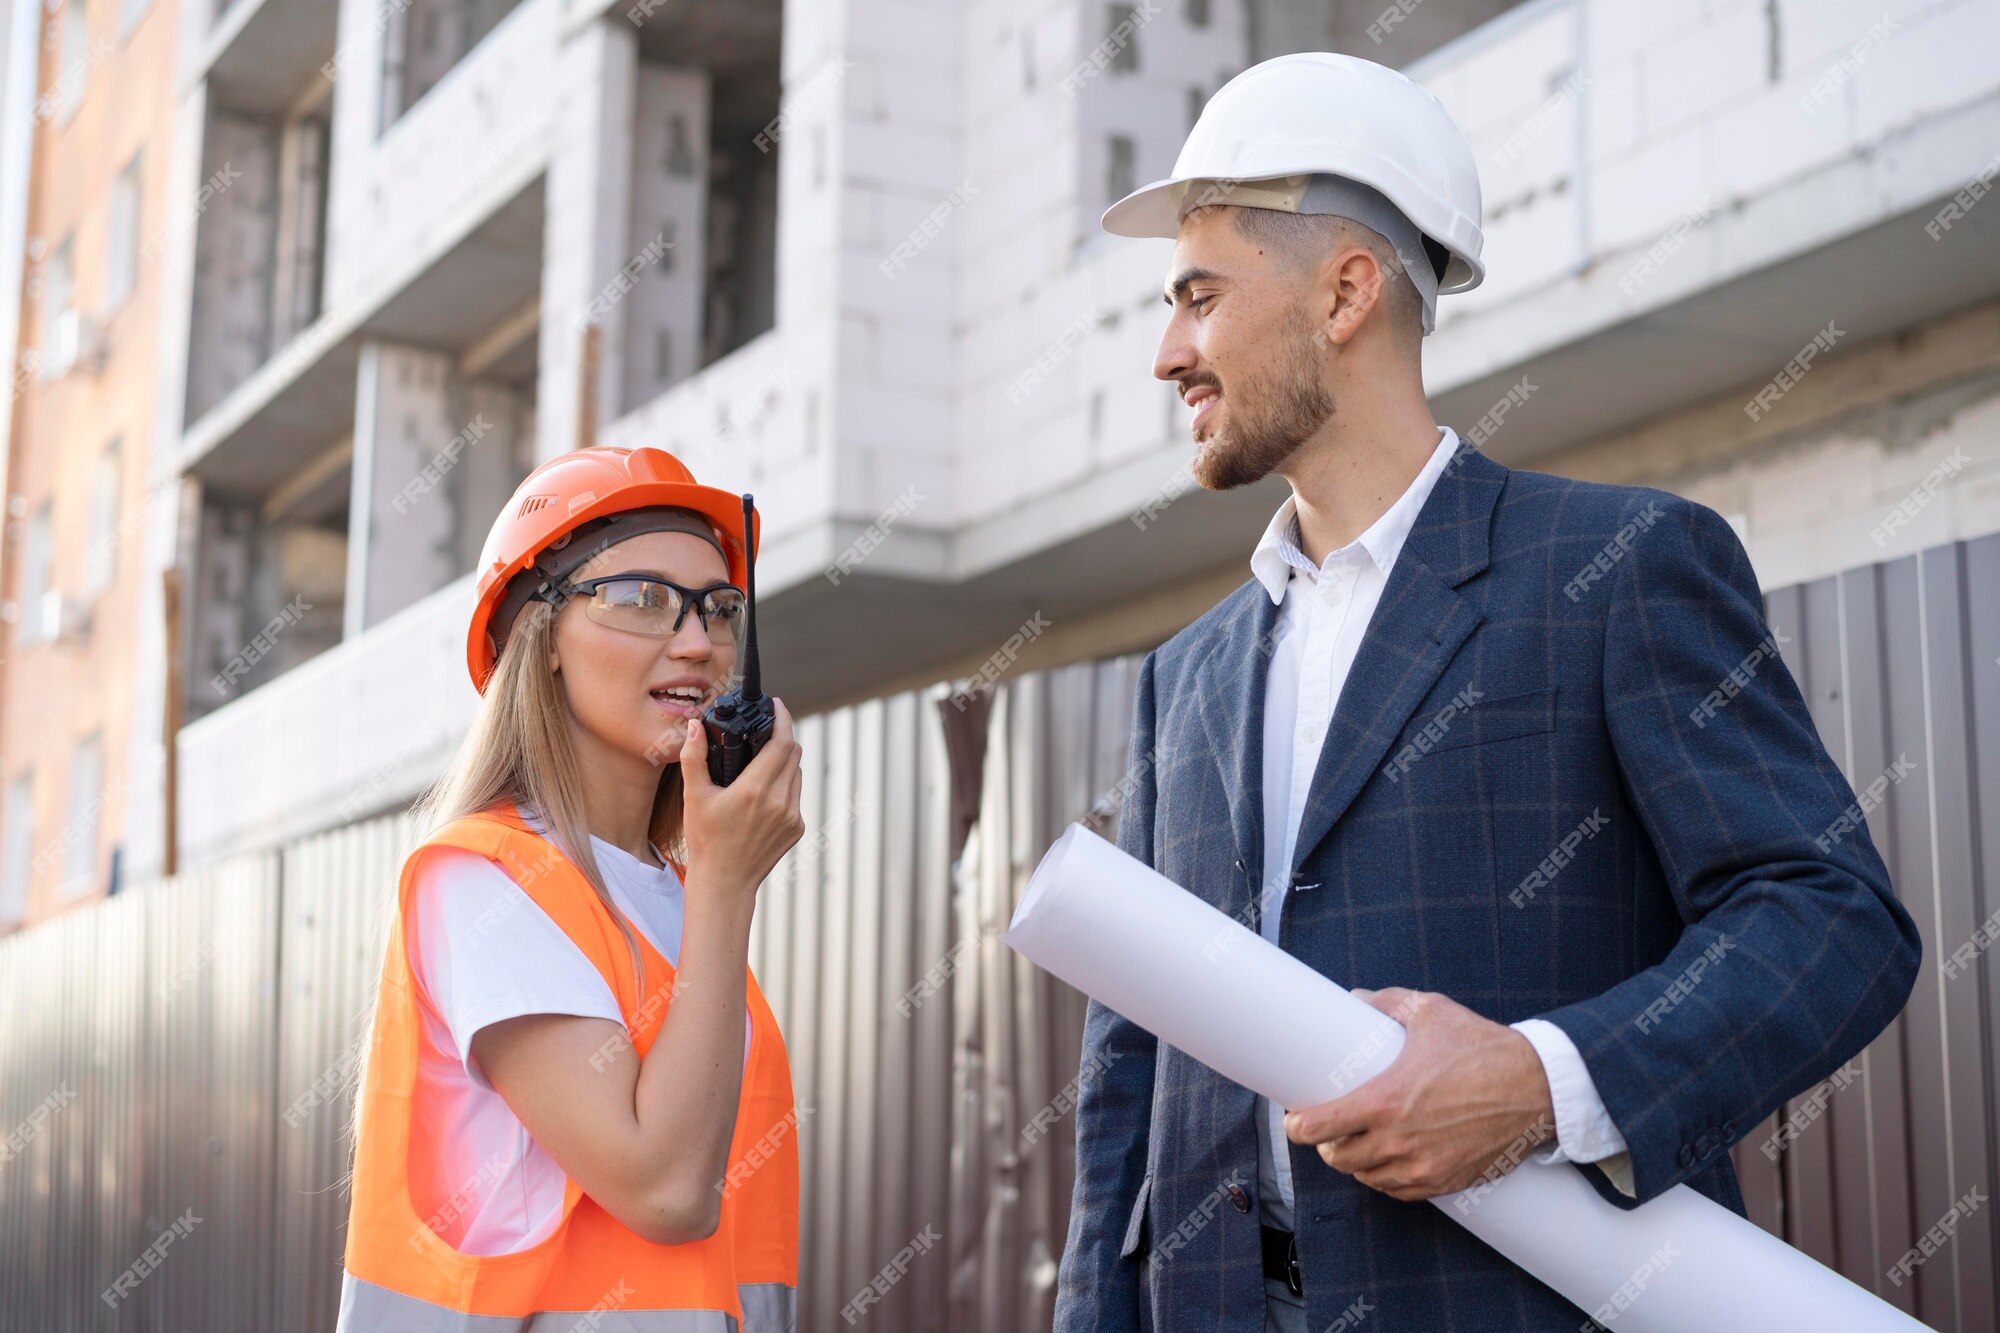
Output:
[406, 811, 750, 1256]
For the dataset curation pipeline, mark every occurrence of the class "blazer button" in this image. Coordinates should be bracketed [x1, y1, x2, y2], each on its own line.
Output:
[1677, 1143, 1694, 1168]
[1226, 1183, 1251, 1213]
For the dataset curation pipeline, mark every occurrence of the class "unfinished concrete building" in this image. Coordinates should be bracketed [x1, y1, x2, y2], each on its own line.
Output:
[130, 0, 2000, 894]
[138, 0, 787, 864]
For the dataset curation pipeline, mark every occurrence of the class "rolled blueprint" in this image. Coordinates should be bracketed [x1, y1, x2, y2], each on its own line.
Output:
[1005, 823, 1929, 1331]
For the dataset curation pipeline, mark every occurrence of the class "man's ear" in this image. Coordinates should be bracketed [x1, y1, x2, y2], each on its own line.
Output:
[1316, 245, 1381, 351]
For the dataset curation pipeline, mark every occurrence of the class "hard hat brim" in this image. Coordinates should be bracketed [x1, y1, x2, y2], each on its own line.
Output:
[1100, 173, 1486, 293]
[1100, 178, 1185, 240]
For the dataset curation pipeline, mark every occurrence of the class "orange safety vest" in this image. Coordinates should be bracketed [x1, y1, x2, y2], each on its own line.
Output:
[338, 803, 800, 1330]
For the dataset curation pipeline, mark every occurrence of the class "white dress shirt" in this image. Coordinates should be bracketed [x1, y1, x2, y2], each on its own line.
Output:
[1250, 426, 1629, 1231]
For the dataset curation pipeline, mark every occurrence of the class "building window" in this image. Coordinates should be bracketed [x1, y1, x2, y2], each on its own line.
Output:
[106, 153, 141, 311]
[1107, 6, 1140, 73]
[17, 502, 52, 645]
[0, 773, 32, 924]
[1185, 0, 1210, 26]
[1107, 135, 1135, 207]
[55, 0, 92, 125]
[85, 438, 121, 597]
[40, 235, 75, 376]
[60, 735, 104, 898]
[120, 0, 151, 37]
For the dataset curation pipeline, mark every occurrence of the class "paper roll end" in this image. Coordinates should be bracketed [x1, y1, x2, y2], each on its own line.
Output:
[1004, 822, 1093, 952]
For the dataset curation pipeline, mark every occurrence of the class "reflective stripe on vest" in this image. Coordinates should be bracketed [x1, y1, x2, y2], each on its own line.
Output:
[338, 805, 800, 1329]
[337, 1275, 798, 1331]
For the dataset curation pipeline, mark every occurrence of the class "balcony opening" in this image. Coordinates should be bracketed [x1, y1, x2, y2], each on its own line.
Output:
[623, 0, 781, 412]
[378, 0, 529, 132]
[184, 84, 333, 423]
[190, 444, 350, 718]
[187, 176, 545, 713]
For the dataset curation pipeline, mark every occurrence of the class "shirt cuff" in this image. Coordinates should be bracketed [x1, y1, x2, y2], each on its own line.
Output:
[1511, 1017, 1630, 1167]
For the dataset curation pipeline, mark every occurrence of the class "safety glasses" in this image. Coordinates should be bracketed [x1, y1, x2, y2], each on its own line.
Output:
[561, 575, 748, 645]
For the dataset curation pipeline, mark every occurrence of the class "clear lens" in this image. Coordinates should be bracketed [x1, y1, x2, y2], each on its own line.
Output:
[699, 588, 748, 643]
[582, 579, 745, 644]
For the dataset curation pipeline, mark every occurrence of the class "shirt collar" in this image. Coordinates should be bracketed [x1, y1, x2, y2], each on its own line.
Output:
[1249, 426, 1463, 605]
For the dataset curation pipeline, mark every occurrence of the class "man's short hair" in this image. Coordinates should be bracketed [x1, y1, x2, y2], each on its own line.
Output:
[1227, 207, 1425, 353]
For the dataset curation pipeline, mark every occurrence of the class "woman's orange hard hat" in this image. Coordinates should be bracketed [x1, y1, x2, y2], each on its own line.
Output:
[465, 446, 758, 692]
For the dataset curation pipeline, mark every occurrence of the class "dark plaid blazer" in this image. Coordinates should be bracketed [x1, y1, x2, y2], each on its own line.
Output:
[1053, 444, 1920, 1333]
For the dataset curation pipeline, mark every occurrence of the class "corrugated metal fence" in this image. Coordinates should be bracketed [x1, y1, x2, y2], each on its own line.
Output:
[1730, 534, 2000, 1332]
[0, 660, 1141, 1332]
[1, 537, 1996, 1329]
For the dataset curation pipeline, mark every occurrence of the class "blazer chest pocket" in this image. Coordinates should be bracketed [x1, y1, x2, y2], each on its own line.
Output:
[1401, 685, 1558, 759]
[1120, 1173, 1152, 1259]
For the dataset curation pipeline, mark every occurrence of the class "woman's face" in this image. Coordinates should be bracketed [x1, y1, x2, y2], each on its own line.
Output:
[548, 531, 740, 767]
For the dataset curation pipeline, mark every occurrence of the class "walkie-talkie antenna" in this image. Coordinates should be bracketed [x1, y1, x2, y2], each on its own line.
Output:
[739, 492, 762, 699]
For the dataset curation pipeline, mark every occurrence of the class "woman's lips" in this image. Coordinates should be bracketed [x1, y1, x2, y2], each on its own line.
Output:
[649, 693, 707, 719]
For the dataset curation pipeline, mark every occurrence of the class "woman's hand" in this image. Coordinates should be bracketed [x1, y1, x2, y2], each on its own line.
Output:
[677, 698, 804, 901]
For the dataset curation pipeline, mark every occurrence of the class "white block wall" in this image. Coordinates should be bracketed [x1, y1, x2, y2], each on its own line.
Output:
[941, 0, 2000, 543]
[827, 0, 963, 531]
[1540, 308, 2000, 593]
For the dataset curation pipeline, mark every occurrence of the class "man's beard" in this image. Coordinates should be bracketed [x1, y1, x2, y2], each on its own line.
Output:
[1189, 321, 1335, 491]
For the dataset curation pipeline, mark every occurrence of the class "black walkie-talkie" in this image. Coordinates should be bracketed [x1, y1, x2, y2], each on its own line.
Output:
[703, 493, 775, 786]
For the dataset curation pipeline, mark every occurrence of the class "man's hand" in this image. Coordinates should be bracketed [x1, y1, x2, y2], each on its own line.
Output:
[1283, 988, 1555, 1202]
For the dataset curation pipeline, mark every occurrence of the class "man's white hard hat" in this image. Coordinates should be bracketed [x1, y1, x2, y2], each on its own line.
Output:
[1101, 51, 1487, 295]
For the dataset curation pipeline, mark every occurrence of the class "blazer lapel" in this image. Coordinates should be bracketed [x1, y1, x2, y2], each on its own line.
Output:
[1193, 581, 1282, 902]
[1286, 445, 1505, 877]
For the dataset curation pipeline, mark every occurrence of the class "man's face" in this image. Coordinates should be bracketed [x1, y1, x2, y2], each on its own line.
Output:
[1152, 207, 1335, 490]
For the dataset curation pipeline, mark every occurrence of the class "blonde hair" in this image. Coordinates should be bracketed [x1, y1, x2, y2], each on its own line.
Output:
[413, 594, 690, 986]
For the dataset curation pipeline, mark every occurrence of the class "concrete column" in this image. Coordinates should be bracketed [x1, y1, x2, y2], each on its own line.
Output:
[537, 17, 638, 461]
[450, 377, 537, 572]
[184, 110, 279, 420]
[621, 64, 709, 413]
[347, 340, 533, 637]
[830, 0, 964, 522]
[324, 0, 395, 302]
